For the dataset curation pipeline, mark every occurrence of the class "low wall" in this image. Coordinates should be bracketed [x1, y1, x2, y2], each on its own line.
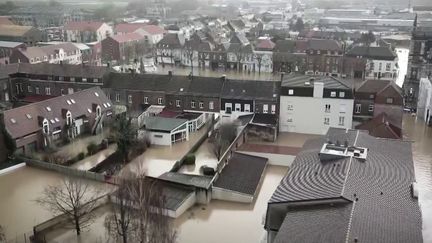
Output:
[235, 151, 296, 167]
[0, 163, 26, 176]
[212, 187, 253, 203]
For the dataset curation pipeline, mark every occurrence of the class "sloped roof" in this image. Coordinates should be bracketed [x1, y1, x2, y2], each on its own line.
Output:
[268, 127, 422, 243]
[356, 79, 391, 93]
[0, 41, 23, 48]
[0, 25, 35, 37]
[273, 40, 296, 52]
[307, 39, 342, 52]
[346, 46, 397, 60]
[3, 87, 111, 139]
[0, 16, 14, 25]
[141, 25, 166, 35]
[256, 39, 275, 50]
[282, 74, 352, 90]
[157, 33, 185, 48]
[115, 23, 147, 33]
[64, 21, 105, 31]
[16, 63, 108, 78]
[18, 43, 79, 60]
[104, 72, 170, 92]
[221, 79, 280, 101]
[110, 33, 144, 43]
[355, 113, 402, 139]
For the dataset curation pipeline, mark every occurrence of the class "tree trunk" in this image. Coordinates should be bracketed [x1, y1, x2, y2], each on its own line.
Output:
[74, 215, 81, 235]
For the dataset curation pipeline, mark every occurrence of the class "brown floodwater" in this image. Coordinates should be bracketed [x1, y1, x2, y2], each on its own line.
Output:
[403, 114, 432, 242]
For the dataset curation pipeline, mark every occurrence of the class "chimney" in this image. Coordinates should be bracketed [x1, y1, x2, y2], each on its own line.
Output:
[313, 81, 324, 98]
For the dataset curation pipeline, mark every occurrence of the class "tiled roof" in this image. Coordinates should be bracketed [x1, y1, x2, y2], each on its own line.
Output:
[273, 40, 296, 52]
[256, 39, 275, 50]
[0, 41, 23, 48]
[16, 63, 108, 79]
[356, 79, 391, 93]
[0, 16, 14, 25]
[64, 21, 105, 31]
[18, 43, 79, 59]
[346, 46, 397, 60]
[355, 113, 402, 139]
[110, 33, 144, 43]
[157, 33, 185, 48]
[221, 79, 280, 101]
[213, 152, 268, 195]
[141, 25, 166, 35]
[307, 39, 342, 52]
[3, 87, 111, 139]
[268, 128, 423, 243]
[104, 72, 170, 92]
[282, 73, 352, 90]
[115, 23, 147, 33]
[145, 116, 188, 132]
[0, 25, 35, 37]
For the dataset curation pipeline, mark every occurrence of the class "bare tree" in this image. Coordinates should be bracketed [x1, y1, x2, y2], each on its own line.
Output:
[211, 123, 237, 160]
[35, 177, 102, 235]
[111, 113, 138, 163]
[106, 168, 176, 243]
[255, 53, 263, 74]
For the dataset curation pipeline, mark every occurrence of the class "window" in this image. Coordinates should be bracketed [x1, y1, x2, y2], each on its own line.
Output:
[339, 92, 345, 98]
[379, 63, 382, 71]
[176, 100, 181, 107]
[339, 116, 345, 126]
[35, 87, 40, 94]
[386, 63, 391, 71]
[68, 88, 74, 94]
[369, 105, 374, 112]
[45, 87, 51, 95]
[94, 92, 99, 97]
[325, 104, 331, 113]
[199, 102, 204, 109]
[271, 104, 276, 114]
[288, 89, 294, 95]
[43, 119, 49, 134]
[27, 85, 32, 93]
[61, 89, 65, 95]
[209, 101, 214, 110]
[386, 98, 394, 104]
[355, 104, 361, 113]
[128, 95, 132, 104]
[324, 117, 330, 125]
[158, 98, 163, 105]
[70, 99, 75, 104]
[26, 114, 32, 119]
[244, 104, 251, 112]
[235, 103, 241, 111]
[263, 104, 269, 113]
[96, 106, 101, 117]
[116, 93, 120, 102]
[66, 111, 72, 125]
[330, 91, 336, 97]
[191, 101, 196, 108]
[287, 104, 294, 111]
[144, 97, 148, 104]
[369, 94, 374, 99]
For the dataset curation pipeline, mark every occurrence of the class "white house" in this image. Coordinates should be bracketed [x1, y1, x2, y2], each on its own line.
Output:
[10, 43, 82, 64]
[279, 74, 354, 135]
[346, 46, 399, 81]
[417, 77, 432, 125]
[64, 21, 113, 43]
[141, 116, 189, 146]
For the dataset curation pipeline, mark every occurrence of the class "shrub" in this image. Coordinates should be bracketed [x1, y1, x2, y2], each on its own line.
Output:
[201, 166, 215, 176]
[77, 152, 85, 161]
[184, 154, 196, 165]
[87, 142, 99, 155]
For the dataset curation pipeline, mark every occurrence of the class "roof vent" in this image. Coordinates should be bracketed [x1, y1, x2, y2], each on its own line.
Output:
[319, 142, 368, 162]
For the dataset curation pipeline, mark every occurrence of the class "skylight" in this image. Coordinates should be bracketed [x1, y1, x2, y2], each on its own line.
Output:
[67, 100, 71, 105]
[107, 103, 111, 107]
[10, 118, 16, 124]
[95, 92, 99, 97]
[87, 108, 92, 113]
[70, 99, 76, 104]
[26, 114, 32, 119]
[54, 118, 60, 122]
[50, 119, 55, 124]
[46, 107, 52, 111]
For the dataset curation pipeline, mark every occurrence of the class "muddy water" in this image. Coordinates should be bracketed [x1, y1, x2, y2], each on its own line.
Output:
[0, 166, 110, 241]
[179, 139, 218, 175]
[174, 165, 288, 243]
[403, 115, 432, 242]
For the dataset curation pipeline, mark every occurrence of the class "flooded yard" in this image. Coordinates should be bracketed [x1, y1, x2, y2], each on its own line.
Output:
[174, 165, 287, 243]
[121, 128, 208, 178]
[0, 166, 111, 242]
[179, 139, 218, 175]
[250, 132, 319, 148]
[71, 144, 117, 171]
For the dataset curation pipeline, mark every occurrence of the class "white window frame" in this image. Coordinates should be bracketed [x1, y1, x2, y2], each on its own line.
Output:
[339, 91, 345, 98]
[368, 105, 374, 112]
[263, 104, 269, 114]
[144, 97, 148, 104]
[176, 100, 181, 107]
[116, 93, 120, 102]
[324, 117, 330, 125]
[209, 101, 214, 110]
[355, 104, 361, 114]
[271, 104, 276, 114]
[35, 87, 40, 94]
[27, 85, 32, 93]
[158, 97, 163, 105]
[199, 102, 204, 109]
[128, 95, 132, 104]
[339, 116, 345, 126]
[244, 104, 251, 112]
[191, 101, 196, 108]
[288, 89, 294, 95]
[45, 87, 51, 95]
[330, 91, 336, 97]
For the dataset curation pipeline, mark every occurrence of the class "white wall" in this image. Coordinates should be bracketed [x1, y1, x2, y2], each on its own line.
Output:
[366, 59, 399, 81]
[149, 131, 172, 145]
[279, 96, 354, 135]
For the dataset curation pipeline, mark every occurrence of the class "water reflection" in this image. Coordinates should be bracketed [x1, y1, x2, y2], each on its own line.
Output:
[403, 114, 432, 242]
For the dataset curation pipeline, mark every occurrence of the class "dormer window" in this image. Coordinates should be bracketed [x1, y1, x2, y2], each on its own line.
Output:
[66, 111, 72, 125]
[71, 99, 76, 104]
[67, 100, 72, 105]
[88, 108, 92, 113]
[96, 106, 102, 117]
[42, 119, 49, 134]
[95, 92, 99, 97]
[54, 118, 60, 122]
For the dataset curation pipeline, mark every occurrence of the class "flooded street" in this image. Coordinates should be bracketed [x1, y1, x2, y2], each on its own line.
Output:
[403, 115, 432, 242]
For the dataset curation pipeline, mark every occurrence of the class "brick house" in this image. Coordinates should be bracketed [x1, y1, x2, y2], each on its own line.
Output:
[64, 21, 113, 43]
[101, 33, 147, 64]
[2, 87, 112, 155]
[156, 33, 185, 66]
[0, 41, 25, 65]
[304, 39, 344, 76]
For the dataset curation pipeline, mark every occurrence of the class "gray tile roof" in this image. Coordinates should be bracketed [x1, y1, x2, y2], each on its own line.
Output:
[282, 73, 352, 90]
[221, 79, 280, 101]
[145, 116, 188, 132]
[267, 128, 423, 243]
[17, 63, 108, 79]
[213, 152, 268, 196]
[158, 172, 213, 189]
[104, 72, 170, 92]
[346, 46, 397, 60]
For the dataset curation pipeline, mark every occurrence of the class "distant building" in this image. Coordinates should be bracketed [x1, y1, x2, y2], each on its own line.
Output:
[156, 33, 185, 65]
[417, 77, 432, 125]
[64, 21, 113, 43]
[101, 33, 146, 64]
[254, 38, 275, 73]
[353, 79, 403, 132]
[2, 87, 112, 155]
[0, 16, 15, 25]
[0, 25, 44, 46]
[345, 46, 399, 81]
[279, 74, 354, 135]
[9, 43, 82, 64]
[115, 24, 166, 45]
[0, 41, 25, 65]
[265, 128, 422, 243]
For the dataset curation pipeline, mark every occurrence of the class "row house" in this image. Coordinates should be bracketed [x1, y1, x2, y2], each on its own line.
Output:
[279, 74, 354, 135]
[64, 21, 113, 43]
[272, 40, 305, 73]
[8, 63, 108, 100]
[156, 33, 185, 66]
[114, 23, 166, 46]
[345, 46, 399, 81]
[9, 43, 82, 65]
[207, 44, 228, 70]
[0, 64, 19, 104]
[304, 39, 344, 76]
[2, 87, 112, 155]
[181, 33, 213, 69]
[102, 72, 278, 118]
[101, 33, 147, 64]
[254, 38, 275, 73]
[354, 79, 403, 137]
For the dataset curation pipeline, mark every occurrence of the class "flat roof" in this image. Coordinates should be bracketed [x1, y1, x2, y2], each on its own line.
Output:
[145, 116, 188, 132]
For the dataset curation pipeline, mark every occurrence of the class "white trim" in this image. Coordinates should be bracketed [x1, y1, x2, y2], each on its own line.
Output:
[0, 163, 26, 176]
